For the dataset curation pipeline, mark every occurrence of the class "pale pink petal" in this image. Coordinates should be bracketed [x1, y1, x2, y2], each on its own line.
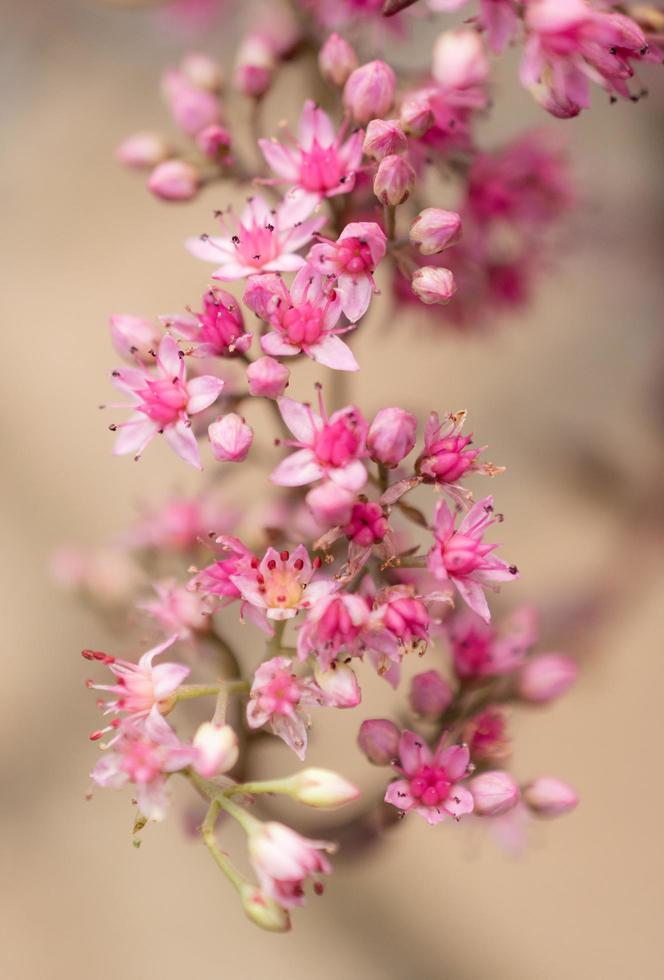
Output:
[452, 575, 491, 623]
[263, 254, 308, 273]
[186, 375, 224, 414]
[151, 662, 191, 699]
[339, 274, 373, 323]
[278, 187, 319, 227]
[137, 634, 179, 670]
[384, 779, 415, 812]
[277, 396, 321, 443]
[164, 419, 201, 469]
[399, 730, 432, 776]
[329, 459, 367, 491]
[261, 332, 300, 357]
[114, 416, 157, 457]
[271, 713, 308, 760]
[212, 260, 261, 280]
[309, 335, 359, 372]
[258, 139, 299, 180]
[157, 335, 184, 378]
[416, 804, 447, 826]
[444, 785, 474, 818]
[283, 214, 327, 251]
[270, 449, 324, 487]
[185, 235, 234, 262]
[437, 744, 470, 781]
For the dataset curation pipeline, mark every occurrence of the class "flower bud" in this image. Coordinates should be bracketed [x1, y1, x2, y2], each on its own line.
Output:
[306, 481, 355, 527]
[367, 406, 417, 467]
[410, 208, 462, 255]
[314, 663, 361, 707]
[162, 69, 222, 135]
[196, 124, 232, 163]
[399, 93, 434, 137]
[180, 52, 223, 92]
[115, 131, 171, 170]
[240, 884, 291, 933]
[363, 118, 407, 161]
[470, 771, 520, 816]
[518, 654, 578, 704]
[409, 670, 453, 718]
[109, 314, 161, 364]
[246, 356, 290, 399]
[319, 33, 358, 86]
[373, 154, 415, 206]
[234, 36, 275, 98]
[411, 266, 456, 305]
[343, 60, 396, 125]
[523, 776, 578, 817]
[432, 28, 490, 91]
[147, 160, 201, 202]
[357, 718, 400, 765]
[192, 722, 238, 777]
[287, 768, 360, 809]
[342, 501, 387, 547]
[209, 414, 254, 462]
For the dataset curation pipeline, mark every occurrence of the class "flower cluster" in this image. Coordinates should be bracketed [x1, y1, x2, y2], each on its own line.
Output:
[66, 0, 659, 935]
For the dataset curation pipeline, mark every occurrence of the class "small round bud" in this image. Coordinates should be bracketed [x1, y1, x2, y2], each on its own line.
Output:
[523, 776, 578, 817]
[367, 406, 417, 468]
[411, 266, 457, 305]
[470, 771, 520, 816]
[287, 768, 360, 809]
[147, 160, 200, 201]
[306, 481, 355, 528]
[192, 722, 238, 777]
[518, 654, 578, 704]
[410, 208, 462, 255]
[357, 718, 400, 766]
[409, 670, 453, 718]
[196, 124, 232, 163]
[399, 93, 434, 137]
[209, 413, 254, 462]
[318, 33, 358, 87]
[115, 131, 171, 170]
[363, 118, 407, 161]
[240, 885, 291, 933]
[343, 60, 396, 125]
[180, 52, 223, 92]
[246, 356, 290, 399]
[162, 69, 222, 135]
[373, 154, 415, 206]
[234, 36, 275, 98]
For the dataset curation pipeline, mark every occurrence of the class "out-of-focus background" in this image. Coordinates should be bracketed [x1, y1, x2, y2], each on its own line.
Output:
[3, 1, 664, 978]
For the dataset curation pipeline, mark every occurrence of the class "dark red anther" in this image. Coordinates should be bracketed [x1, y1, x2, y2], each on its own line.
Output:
[313, 881, 324, 895]
[293, 558, 304, 571]
[267, 559, 277, 570]
[81, 649, 96, 660]
[280, 550, 290, 562]
[312, 556, 322, 569]
[251, 557, 259, 568]
[256, 573, 265, 585]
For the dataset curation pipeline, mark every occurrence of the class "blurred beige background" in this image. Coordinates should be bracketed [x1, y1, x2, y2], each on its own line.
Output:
[2, 2, 664, 978]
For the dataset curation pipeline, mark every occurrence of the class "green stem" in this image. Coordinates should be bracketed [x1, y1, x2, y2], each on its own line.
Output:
[266, 620, 286, 657]
[201, 800, 245, 892]
[225, 777, 294, 798]
[216, 792, 262, 834]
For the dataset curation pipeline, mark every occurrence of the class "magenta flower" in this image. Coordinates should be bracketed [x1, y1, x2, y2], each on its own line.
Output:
[385, 730, 474, 826]
[83, 635, 189, 727]
[248, 822, 334, 909]
[428, 495, 518, 622]
[110, 335, 224, 468]
[244, 266, 358, 371]
[230, 545, 334, 633]
[297, 592, 370, 669]
[271, 392, 369, 490]
[259, 100, 364, 207]
[247, 656, 329, 759]
[186, 191, 326, 280]
[163, 288, 251, 358]
[139, 580, 213, 639]
[447, 605, 538, 679]
[308, 222, 386, 323]
[416, 410, 483, 485]
[188, 535, 256, 605]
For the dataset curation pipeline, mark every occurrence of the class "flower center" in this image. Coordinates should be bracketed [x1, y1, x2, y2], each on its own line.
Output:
[138, 378, 188, 424]
[441, 533, 483, 576]
[409, 764, 452, 808]
[334, 237, 374, 277]
[282, 304, 325, 346]
[313, 417, 360, 468]
[236, 221, 280, 268]
[299, 143, 343, 193]
[264, 568, 305, 610]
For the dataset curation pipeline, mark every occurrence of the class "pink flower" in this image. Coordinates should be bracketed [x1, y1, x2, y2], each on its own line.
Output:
[385, 730, 474, 825]
[196, 123, 232, 163]
[400, 93, 435, 137]
[428, 496, 518, 622]
[126, 492, 237, 553]
[209, 413, 254, 462]
[139, 580, 213, 638]
[188, 535, 256, 604]
[246, 355, 290, 398]
[362, 583, 432, 687]
[244, 267, 358, 371]
[83, 635, 189, 727]
[462, 707, 510, 762]
[358, 718, 400, 766]
[191, 722, 239, 778]
[428, 1, 519, 55]
[416, 410, 482, 484]
[230, 545, 334, 632]
[248, 822, 334, 909]
[521, 0, 651, 117]
[342, 500, 388, 548]
[306, 480, 355, 527]
[179, 52, 223, 92]
[148, 160, 201, 201]
[343, 60, 397, 124]
[432, 27, 490, 92]
[308, 222, 387, 322]
[318, 33, 359, 86]
[186, 191, 326, 281]
[447, 606, 538, 679]
[259, 100, 364, 206]
[297, 592, 370, 669]
[271, 391, 369, 491]
[409, 670, 453, 718]
[247, 656, 329, 759]
[110, 335, 224, 468]
[163, 288, 251, 358]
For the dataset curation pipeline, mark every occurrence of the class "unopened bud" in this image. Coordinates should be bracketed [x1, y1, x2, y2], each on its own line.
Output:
[116, 131, 171, 170]
[196, 124, 232, 163]
[363, 118, 407, 160]
[518, 654, 578, 704]
[343, 60, 396, 125]
[287, 768, 360, 809]
[192, 722, 238, 777]
[209, 414, 254, 462]
[247, 356, 290, 399]
[470, 770, 520, 816]
[368, 406, 417, 467]
[162, 69, 222, 135]
[410, 208, 462, 255]
[147, 160, 201, 202]
[357, 718, 400, 765]
[234, 36, 275, 98]
[523, 776, 578, 817]
[400, 93, 434, 137]
[318, 33, 358, 86]
[314, 663, 361, 707]
[373, 154, 415, 206]
[240, 884, 291, 932]
[411, 266, 456, 305]
[180, 52, 223, 92]
[409, 670, 453, 718]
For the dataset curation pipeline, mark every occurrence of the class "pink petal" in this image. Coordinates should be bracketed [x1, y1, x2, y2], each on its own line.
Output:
[329, 459, 367, 491]
[157, 335, 184, 378]
[263, 254, 307, 273]
[399, 730, 432, 776]
[114, 416, 157, 457]
[152, 662, 191, 699]
[270, 449, 325, 487]
[283, 213, 327, 252]
[186, 375, 224, 414]
[339, 274, 373, 323]
[384, 779, 415, 812]
[261, 332, 300, 357]
[309, 335, 359, 372]
[164, 419, 201, 469]
[278, 187, 319, 227]
[436, 744, 470, 781]
[271, 714, 308, 760]
[444, 785, 474, 818]
[212, 260, 261, 280]
[277, 396, 321, 443]
[258, 139, 299, 181]
[452, 575, 491, 623]
[185, 235, 234, 262]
